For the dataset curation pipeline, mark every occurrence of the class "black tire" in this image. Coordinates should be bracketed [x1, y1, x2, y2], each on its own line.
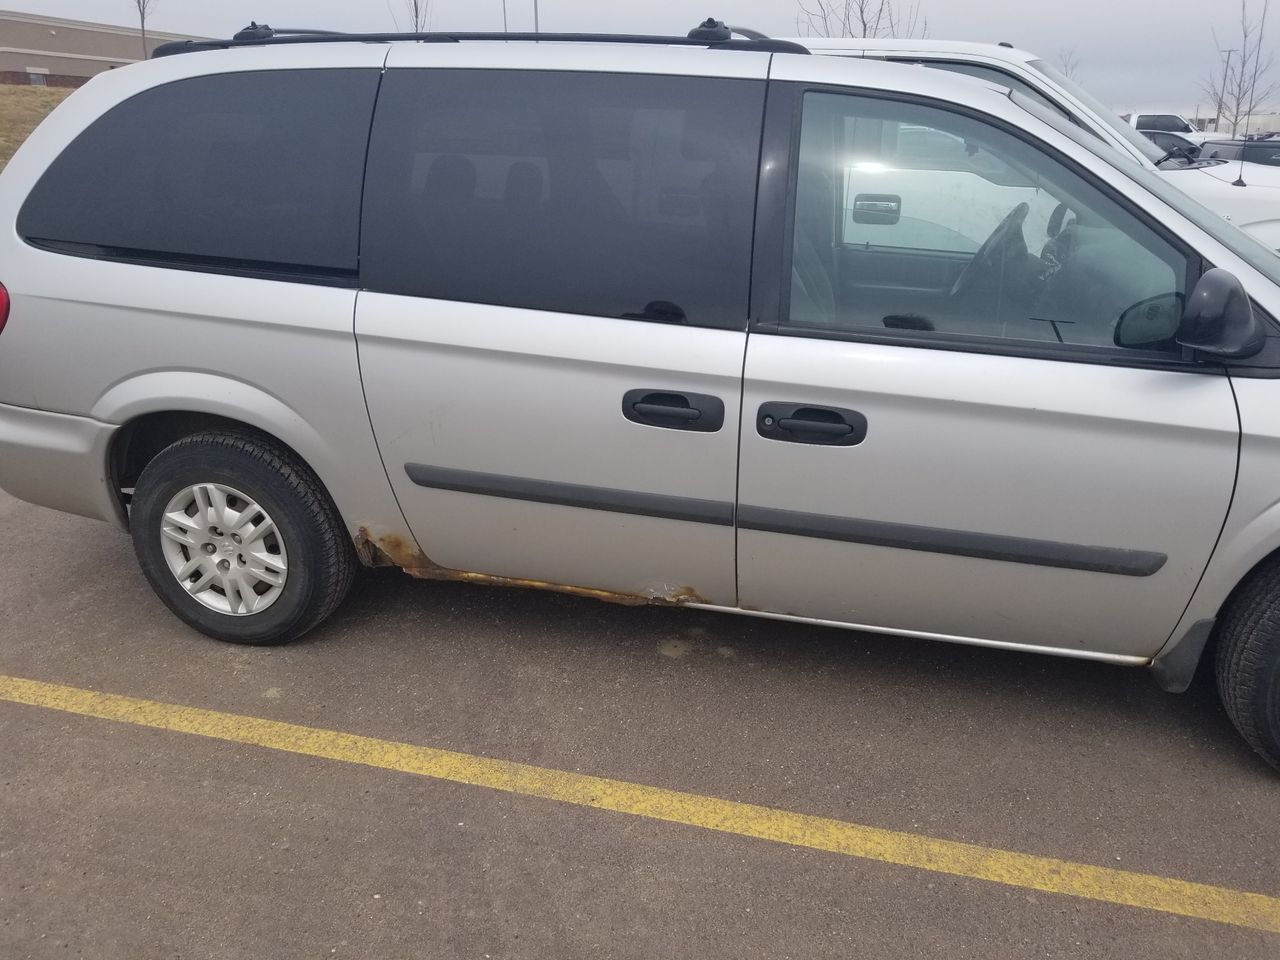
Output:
[1214, 557, 1280, 771]
[130, 430, 356, 645]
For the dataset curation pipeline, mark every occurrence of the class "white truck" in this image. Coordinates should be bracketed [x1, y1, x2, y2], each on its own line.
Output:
[1122, 110, 1214, 145]
[790, 38, 1280, 251]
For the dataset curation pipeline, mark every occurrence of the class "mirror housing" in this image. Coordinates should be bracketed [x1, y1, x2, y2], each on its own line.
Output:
[1175, 268, 1265, 359]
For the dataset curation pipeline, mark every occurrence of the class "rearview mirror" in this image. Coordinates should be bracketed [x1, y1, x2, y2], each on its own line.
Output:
[1175, 268, 1265, 359]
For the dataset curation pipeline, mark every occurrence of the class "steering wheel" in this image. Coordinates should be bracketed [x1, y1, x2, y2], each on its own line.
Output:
[949, 202, 1030, 299]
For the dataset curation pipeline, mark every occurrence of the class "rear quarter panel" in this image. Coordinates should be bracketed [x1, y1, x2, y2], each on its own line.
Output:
[0, 48, 408, 544]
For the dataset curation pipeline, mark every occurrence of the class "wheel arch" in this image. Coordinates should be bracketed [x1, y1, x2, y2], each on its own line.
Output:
[1155, 505, 1280, 691]
[110, 407, 338, 522]
[97, 372, 406, 560]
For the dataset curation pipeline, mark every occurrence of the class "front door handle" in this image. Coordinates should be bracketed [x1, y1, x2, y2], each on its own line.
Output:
[623, 389, 725, 433]
[778, 417, 851, 437]
[757, 402, 868, 446]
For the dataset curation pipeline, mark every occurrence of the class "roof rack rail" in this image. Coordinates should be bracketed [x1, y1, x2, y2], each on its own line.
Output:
[152, 18, 810, 59]
[232, 24, 346, 42]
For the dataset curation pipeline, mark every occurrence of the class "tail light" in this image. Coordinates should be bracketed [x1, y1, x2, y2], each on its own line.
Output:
[0, 282, 8, 336]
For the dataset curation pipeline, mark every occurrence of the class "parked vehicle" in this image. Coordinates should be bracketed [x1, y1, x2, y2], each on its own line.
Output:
[1139, 129, 1201, 159]
[1203, 139, 1280, 168]
[5, 23, 1280, 768]
[1123, 111, 1213, 144]
[791, 38, 1280, 252]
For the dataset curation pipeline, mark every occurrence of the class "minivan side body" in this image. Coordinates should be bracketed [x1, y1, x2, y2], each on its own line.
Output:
[6, 39, 1280, 765]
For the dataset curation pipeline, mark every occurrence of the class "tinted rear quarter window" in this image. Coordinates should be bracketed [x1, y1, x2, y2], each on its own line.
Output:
[18, 69, 381, 277]
[361, 70, 765, 329]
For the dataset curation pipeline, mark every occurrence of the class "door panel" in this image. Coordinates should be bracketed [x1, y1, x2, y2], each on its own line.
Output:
[738, 337, 1237, 657]
[359, 297, 744, 604]
[742, 85, 1242, 658]
[355, 68, 765, 604]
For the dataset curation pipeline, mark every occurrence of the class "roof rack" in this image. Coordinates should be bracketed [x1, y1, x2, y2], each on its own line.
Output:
[152, 18, 810, 58]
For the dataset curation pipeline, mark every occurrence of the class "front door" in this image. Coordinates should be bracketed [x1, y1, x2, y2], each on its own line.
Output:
[736, 86, 1239, 658]
[355, 63, 767, 605]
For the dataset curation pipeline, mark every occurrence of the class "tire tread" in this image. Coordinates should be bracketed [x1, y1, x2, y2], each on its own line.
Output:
[1215, 556, 1280, 770]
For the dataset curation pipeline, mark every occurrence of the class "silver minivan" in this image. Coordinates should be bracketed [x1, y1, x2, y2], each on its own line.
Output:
[4, 24, 1280, 769]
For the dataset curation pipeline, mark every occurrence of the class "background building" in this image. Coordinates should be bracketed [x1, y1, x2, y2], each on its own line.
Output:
[0, 9, 203, 87]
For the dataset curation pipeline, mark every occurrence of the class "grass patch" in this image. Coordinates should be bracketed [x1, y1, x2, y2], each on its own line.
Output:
[0, 85, 74, 170]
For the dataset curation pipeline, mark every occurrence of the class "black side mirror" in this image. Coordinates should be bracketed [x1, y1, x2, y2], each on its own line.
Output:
[1175, 268, 1265, 359]
[1115, 292, 1184, 350]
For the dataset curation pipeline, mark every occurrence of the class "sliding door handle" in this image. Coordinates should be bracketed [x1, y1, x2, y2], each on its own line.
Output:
[623, 390, 725, 432]
[632, 402, 701, 422]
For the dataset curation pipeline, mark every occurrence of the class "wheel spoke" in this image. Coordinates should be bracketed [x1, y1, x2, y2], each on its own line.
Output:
[248, 549, 287, 575]
[245, 562, 285, 588]
[175, 556, 205, 581]
[225, 573, 256, 615]
[186, 567, 217, 595]
[161, 523, 199, 548]
[233, 503, 262, 536]
[163, 509, 203, 534]
[191, 484, 215, 525]
[206, 485, 231, 527]
[238, 515, 275, 545]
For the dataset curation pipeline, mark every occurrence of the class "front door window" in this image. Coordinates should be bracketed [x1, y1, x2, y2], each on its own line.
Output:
[788, 92, 1191, 354]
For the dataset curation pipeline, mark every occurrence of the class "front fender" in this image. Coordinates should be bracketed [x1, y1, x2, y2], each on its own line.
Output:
[1164, 385, 1280, 663]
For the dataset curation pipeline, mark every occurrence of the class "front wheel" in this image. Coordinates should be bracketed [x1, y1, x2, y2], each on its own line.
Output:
[130, 431, 356, 645]
[1214, 558, 1280, 771]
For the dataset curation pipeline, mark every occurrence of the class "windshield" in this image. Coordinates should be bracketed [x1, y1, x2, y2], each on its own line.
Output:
[1027, 59, 1167, 166]
[1010, 90, 1280, 283]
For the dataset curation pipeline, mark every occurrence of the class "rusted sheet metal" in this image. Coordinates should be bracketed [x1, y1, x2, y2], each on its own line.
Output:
[355, 527, 705, 607]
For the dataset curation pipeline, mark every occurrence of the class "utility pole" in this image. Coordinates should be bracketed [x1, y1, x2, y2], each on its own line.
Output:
[1215, 47, 1236, 133]
[501, 0, 508, 31]
[533, 0, 539, 32]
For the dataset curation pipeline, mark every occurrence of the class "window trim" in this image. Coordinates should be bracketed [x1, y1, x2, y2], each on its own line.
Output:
[24, 238, 361, 288]
[751, 80, 1236, 375]
[883, 58, 1079, 127]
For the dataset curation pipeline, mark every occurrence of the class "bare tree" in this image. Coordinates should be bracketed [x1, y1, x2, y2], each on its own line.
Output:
[1055, 47, 1083, 81]
[133, 0, 158, 58]
[390, 0, 430, 32]
[1201, 0, 1275, 136]
[796, 0, 927, 39]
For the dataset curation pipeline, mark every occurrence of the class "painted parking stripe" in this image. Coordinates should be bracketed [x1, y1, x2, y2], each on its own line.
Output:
[2, 672, 1278, 934]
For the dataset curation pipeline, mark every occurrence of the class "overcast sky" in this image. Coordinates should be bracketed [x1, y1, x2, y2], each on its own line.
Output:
[4, 0, 1260, 113]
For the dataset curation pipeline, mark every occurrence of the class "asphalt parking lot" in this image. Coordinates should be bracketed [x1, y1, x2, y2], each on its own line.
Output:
[2, 488, 1280, 959]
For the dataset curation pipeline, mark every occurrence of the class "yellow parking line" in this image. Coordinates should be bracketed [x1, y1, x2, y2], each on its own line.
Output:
[2, 673, 1277, 934]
